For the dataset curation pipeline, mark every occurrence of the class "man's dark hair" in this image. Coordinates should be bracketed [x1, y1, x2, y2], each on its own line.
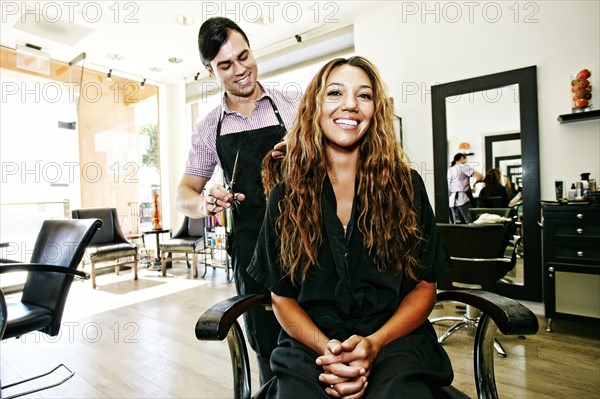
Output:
[198, 17, 250, 66]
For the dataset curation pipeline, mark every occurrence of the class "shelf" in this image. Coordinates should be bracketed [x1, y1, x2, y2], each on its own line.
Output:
[557, 109, 600, 124]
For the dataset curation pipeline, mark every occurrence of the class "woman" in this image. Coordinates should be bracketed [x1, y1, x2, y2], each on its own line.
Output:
[447, 153, 483, 223]
[249, 56, 453, 398]
[478, 168, 510, 208]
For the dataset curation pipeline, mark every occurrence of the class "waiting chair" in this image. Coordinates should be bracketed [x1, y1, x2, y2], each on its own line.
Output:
[195, 289, 537, 399]
[0, 218, 101, 399]
[160, 216, 206, 278]
[72, 208, 138, 289]
[432, 223, 519, 357]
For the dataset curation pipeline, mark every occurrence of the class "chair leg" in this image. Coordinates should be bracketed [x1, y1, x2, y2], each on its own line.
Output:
[192, 252, 198, 278]
[91, 262, 97, 289]
[161, 254, 167, 276]
[493, 338, 507, 357]
[133, 254, 138, 280]
[438, 320, 470, 344]
[1, 364, 75, 399]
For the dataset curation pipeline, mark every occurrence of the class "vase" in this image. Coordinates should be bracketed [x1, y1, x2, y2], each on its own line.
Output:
[152, 193, 162, 230]
[571, 69, 592, 112]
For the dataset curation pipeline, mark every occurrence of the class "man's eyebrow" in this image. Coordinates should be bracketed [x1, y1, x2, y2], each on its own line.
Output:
[216, 49, 249, 68]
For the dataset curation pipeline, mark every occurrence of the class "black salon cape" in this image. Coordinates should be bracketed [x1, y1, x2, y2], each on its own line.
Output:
[248, 169, 453, 399]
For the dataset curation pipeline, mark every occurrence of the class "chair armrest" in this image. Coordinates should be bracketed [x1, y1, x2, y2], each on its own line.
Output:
[0, 263, 90, 280]
[196, 294, 268, 341]
[436, 290, 538, 335]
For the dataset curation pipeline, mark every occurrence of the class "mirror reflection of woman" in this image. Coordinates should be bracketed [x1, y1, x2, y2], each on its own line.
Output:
[447, 153, 483, 223]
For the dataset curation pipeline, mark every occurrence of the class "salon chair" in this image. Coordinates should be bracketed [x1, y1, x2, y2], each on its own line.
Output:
[159, 216, 206, 278]
[431, 223, 520, 358]
[72, 208, 138, 289]
[0, 218, 101, 399]
[195, 293, 538, 399]
[474, 196, 505, 208]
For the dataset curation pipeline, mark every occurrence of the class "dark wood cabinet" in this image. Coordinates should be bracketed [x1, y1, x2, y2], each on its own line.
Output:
[541, 203, 600, 331]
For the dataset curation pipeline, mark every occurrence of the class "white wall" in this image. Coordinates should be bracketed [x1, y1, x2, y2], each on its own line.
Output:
[354, 1, 600, 205]
[159, 80, 188, 231]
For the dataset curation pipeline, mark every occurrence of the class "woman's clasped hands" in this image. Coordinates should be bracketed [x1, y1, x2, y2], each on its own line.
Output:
[316, 335, 381, 398]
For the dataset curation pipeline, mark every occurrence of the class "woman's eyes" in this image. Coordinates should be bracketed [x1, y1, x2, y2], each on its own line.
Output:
[325, 90, 373, 100]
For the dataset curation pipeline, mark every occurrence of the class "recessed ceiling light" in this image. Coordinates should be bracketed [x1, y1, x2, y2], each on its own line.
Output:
[149, 67, 162, 72]
[168, 57, 183, 64]
[107, 53, 123, 61]
[176, 15, 193, 26]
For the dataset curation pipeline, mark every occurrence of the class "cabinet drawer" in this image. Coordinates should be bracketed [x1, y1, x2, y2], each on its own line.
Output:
[546, 244, 600, 264]
[544, 221, 600, 238]
[543, 207, 600, 221]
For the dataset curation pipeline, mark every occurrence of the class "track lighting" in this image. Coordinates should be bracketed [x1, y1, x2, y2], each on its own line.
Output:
[106, 69, 112, 81]
[194, 72, 200, 81]
[140, 78, 146, 89]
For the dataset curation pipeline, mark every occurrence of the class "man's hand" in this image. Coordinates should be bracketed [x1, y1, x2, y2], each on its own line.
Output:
[204, 184, 245, 214]
[271, 140, 287, 159]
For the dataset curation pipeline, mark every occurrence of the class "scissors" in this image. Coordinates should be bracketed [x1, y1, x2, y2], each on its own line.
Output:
[226, 150, 241, 211]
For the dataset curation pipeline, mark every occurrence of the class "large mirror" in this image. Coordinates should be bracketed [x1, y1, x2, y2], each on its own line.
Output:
[432, 66, 541, 301]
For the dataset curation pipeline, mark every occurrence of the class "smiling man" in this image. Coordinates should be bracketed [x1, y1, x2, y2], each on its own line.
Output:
[176, 17, 300, 384]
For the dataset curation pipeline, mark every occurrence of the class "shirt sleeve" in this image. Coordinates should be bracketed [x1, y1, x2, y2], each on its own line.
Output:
[183, 110, 220, 178]
[411, 169, 451, 282]
[248, 183, 300, 298]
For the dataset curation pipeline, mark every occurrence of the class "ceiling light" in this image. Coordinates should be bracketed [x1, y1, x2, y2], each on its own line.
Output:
[168, 57, 183, 64]
[107, 53, 123, 61]
[140, 79, 146, 89]
[106, 69, 112, 81]
[16, 43, 50, 75]
[176, 15, 193, 26]
[149, 67, 162, 72]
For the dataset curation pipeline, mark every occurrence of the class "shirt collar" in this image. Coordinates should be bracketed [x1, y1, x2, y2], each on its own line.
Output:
[220, 82, 272, 115]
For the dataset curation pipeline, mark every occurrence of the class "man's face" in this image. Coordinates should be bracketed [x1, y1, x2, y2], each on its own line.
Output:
[206, 30, 259, 99]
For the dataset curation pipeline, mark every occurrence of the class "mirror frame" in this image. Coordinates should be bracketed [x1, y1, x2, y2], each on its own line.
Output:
[432, 66, 541, 301]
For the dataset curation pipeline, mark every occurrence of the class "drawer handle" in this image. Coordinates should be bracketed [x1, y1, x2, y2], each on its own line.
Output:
[548, 266, 555, 272]
[577, 213, 584, 220]
[577, 251, 584, 257]
[577, 228, 584, 234]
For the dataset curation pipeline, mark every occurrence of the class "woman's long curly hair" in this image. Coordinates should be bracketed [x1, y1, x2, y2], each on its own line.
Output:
[262, 56, 422, 285]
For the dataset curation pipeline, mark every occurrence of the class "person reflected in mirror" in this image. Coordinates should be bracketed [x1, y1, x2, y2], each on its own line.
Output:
[249, 56, 453, 399]
[478, 168, 510, 207]
[175, 17, 300, 384]
[502, 174, 516, 200]
[447, 153, 483, 223]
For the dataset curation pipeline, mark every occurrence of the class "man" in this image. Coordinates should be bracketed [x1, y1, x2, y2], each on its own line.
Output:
[176, 17, 299, 383]
[447, 153, 483, 223]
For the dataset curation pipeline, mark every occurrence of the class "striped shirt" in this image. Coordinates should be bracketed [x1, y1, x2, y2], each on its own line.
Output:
[184, 85, 300, 178]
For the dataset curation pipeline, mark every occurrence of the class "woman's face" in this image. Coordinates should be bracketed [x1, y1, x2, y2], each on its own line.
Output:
[319, 64, 375, 152]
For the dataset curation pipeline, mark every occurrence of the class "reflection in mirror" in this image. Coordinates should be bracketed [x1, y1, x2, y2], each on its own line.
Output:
[432, 66, 541, 301]
[444, 85, 525, 286]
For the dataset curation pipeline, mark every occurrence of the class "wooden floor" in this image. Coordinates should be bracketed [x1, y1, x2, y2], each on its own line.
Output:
[1, 263, 599, 398]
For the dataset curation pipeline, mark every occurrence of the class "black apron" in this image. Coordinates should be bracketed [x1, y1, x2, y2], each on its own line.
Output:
[215, 96, 286, 359]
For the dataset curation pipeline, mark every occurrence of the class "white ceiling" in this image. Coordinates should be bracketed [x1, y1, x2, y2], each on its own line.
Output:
[1, 1, 384, 84]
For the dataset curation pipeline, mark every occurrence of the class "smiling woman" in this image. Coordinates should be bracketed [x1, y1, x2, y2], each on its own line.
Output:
[252, 56, 453, 399]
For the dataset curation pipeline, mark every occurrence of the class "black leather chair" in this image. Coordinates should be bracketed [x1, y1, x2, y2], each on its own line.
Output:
[160, 216, 206, 278]
[431, 223, 520, 357]
[72, 208, 138, 289]
[474, 196, 504, 208]
[195, 290, 537, 399]
[0, 218, 101, 399]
